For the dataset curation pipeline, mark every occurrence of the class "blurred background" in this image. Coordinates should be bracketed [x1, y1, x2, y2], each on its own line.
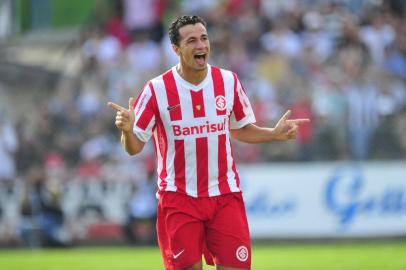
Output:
[0, 0, 405, 250]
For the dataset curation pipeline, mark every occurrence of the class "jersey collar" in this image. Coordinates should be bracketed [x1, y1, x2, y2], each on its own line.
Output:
[172, 64, 212, 92]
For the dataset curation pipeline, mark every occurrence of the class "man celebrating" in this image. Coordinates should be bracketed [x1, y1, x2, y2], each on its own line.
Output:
[109, 15, 309, 270]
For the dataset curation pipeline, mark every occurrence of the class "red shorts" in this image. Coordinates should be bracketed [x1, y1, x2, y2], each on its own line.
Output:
[157, 191, 251, 270]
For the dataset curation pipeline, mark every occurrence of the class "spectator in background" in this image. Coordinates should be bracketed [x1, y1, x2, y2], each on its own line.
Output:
[0, 113, 18, 185]
[126, 30, 162, 81]
[81, 27, 122, 67]
[369, 74, 404, 159]
[311, 68, 348, 160]
[123, 0, 166, 42]
[383, 44, 406, 79]
[340, 46, 379, 160]
[291, 90, 315, 161]
[395, 108, 406, 158]
[123, 169, 157, 245]
[359, 11, 395, 65]
[105, 0, 130, 48]
[260, 20, 302, 59]
[302, 11, 334, 62]
[19, 164, 70, 247]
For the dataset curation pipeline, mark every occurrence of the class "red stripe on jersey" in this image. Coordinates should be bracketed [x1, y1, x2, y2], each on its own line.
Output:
[135, 97, 154, 130]
[217, 133, 231, 194]
[174, 140, 186, 193]
[190, 89, 205, 118]
[232, 73, 246, 121]
[190, 88, 209, 196]
[196, 137, 209, 197]
[163, 70, 182, 121]
[211, 66, 226, 116]
[149, 82, 168, 189]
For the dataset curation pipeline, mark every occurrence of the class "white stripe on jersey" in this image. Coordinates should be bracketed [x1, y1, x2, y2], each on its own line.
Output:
[184, 136, 198, 197]
[220, 68, 235, 113]
[207, 134, 220, 196]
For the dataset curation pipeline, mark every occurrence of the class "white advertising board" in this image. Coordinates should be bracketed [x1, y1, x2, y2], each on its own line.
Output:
[238, 162, 406, 238]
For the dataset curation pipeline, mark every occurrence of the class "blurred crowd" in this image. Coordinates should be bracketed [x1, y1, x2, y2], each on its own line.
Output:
[0, 0, 406, 247]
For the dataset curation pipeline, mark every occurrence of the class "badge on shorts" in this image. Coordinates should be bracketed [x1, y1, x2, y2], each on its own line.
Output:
[236, 246, 249, 262]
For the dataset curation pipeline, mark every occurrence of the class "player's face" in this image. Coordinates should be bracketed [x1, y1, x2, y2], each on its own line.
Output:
[173, 23, 210, 71]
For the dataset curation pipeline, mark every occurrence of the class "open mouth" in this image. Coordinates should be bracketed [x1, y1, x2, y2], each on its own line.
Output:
[194, 53, 207, 65]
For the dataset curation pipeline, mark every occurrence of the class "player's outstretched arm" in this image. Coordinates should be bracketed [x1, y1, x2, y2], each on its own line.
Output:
[230, 110, 310, 144]
[108, 98, 145, 155]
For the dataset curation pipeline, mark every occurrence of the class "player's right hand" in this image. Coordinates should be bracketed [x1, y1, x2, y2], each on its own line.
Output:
[108, 97, 136, 133]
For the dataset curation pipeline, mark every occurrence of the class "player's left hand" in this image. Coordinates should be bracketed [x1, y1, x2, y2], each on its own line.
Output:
[272, 110, 310, 140]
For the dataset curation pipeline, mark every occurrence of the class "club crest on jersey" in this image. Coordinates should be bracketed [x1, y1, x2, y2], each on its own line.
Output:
[236, 246, 249, 262]
[215, 95, 226, 111]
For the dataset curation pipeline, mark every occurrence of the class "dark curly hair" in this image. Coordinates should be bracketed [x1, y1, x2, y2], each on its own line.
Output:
[168, 15, 207, 46]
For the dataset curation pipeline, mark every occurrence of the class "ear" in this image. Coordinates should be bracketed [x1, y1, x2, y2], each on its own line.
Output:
[172, 44, 180, 56]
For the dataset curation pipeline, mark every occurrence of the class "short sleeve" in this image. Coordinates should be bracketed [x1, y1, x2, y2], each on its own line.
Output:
[132, 83, 156, 142]
[230, 74, 256, 129]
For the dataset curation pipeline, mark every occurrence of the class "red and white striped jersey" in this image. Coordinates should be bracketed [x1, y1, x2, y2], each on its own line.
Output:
[132, 64, 256, 197]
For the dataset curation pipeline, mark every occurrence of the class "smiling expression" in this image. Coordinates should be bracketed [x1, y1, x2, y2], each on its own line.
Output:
[173, 23, 210, 72]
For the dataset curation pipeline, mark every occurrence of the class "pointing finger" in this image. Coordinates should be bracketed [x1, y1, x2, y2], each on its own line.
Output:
[108, 102, 126, 112]
[287, 119, 311, 125]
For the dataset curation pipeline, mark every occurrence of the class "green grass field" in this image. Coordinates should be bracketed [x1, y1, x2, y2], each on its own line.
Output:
[1, 242, 406, 270]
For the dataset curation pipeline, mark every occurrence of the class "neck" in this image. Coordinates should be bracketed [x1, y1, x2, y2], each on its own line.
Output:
[177, 63, 208, 85]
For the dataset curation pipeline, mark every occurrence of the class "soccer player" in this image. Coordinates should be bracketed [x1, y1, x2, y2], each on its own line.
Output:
[108, 15, 309, 270]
